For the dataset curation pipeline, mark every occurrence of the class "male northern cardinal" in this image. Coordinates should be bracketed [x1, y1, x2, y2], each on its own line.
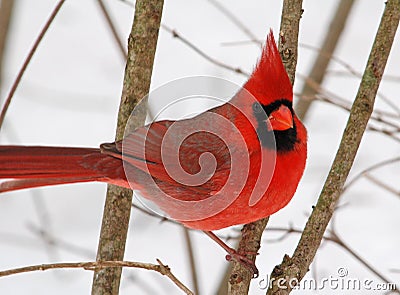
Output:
[0, 32, 307, 273]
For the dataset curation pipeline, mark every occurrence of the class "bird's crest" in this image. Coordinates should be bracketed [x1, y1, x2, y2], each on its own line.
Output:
[244, 30, 293, 104]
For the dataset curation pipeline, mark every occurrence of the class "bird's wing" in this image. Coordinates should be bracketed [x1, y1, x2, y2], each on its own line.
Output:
[102, 114, 238, 196]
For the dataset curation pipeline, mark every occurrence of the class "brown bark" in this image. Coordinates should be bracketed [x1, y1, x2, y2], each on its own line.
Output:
[91, 1, 164, 294]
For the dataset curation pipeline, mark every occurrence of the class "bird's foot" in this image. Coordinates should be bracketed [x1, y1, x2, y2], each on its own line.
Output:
[203, 231, 259, 278]
[225, 249, 259, 278]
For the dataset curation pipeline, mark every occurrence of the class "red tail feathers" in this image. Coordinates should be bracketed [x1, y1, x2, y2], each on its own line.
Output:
[0, 146, 127, 192]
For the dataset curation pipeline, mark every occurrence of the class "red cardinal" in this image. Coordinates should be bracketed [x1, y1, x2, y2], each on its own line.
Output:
[0, 32, 306, 271]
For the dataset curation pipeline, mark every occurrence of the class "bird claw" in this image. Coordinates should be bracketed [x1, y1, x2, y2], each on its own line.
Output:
[202, 231, 259, 278]
[225, 251, 259, 278]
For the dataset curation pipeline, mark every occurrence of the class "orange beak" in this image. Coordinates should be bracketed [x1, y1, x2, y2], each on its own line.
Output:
[266, 105, 293, 131]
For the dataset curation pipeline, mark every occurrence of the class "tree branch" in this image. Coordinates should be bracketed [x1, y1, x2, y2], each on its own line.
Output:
[277, 0, 304, 85]
[0, 0, 14, 91]
[0, 260, 193, 295]
[228, 219, 270, 294]
[267, 1, 400, 293]
[91, 1, 164, 294]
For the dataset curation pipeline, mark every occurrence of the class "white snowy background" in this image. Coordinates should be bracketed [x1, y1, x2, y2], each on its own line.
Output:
[0, 0, 399, 294]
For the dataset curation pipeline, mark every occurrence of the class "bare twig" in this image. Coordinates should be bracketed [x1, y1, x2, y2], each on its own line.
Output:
[264, 226, 400, 294]
[367, 125, 400, 142]
[328, 70, 400, 83]
[156, 259, 195, 295]
[328, 230, 400, 294]
[206, 0, 261, 47]
[96, 0, 127, 60]
[295, 0, 355, 120]
[26, 188, 60, 262]
[267, 1, 400, 293]
[298, 42, 400, 117]
[296, 75, 400, 143]
[299, 42, 359, 77]
[92, 1, 164, 294]
[132, 203, 175, 224]
[343, 157, 400, 193]
[161, 24, 249, 77]
[27, 223, 95, 258]
[0, 260, 193, 295]
[182, 228, 200, 295]
[310, 89, 400, 121]
[118, 0, 134, 7]
[364, 173, 400, 198]
[0, 0, 66, 129]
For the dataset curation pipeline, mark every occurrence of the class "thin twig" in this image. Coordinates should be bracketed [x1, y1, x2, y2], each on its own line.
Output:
[329, 230, 400, 294]
[0, 0, 66, 129]
[96, 0, 127, 60]
[29, 189, 60, 261]
[132, 203, 177, 225]
[364, 173, 400, 198]
[156, 259, 195, 295]
[295, 0, 355, 120]
[182, 227, 200, 295]
[327, 70, 400, 83]
[297, 44, 400, 117]
[161, 24, 249, 77]
[206, 0, 261, 47]
[314, 93, 400, 142]
[343, 157, 400, 193]
[296, 76, 400, 143]
[0, 260, 194, 295]
[297, 72, 400, 120]
[118, 0, 134, 7]
[367, 125, 400, 142]
[27, 223, 95, 258]
[264, 226, 400, 294]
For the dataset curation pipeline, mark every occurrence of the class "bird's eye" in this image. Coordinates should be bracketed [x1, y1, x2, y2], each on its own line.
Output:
[252, 103, 263, 113]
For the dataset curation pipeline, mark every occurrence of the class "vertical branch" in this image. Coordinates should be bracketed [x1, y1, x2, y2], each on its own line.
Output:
[227, 1, 303, 294]
[0, 0, 14, 87]
[228, 219, 270, 295]
[278, 0, 304, 85]
[91, 1, 164, 294]
[267, 1, 400, 294]
[295, 0, 356, 120]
